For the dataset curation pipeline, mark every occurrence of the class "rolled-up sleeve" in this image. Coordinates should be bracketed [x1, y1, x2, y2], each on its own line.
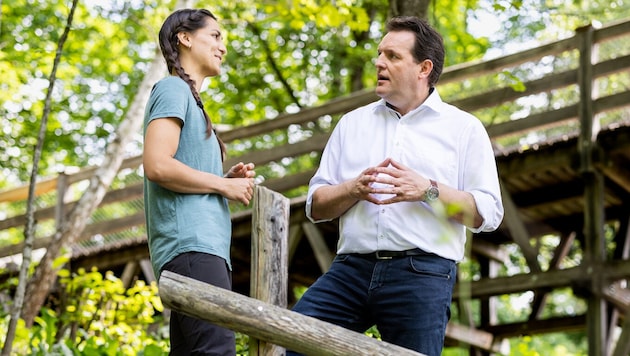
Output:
[463, 121, 504, 233]
[469, 189, 504, 233]
[305, 119, 345, 224]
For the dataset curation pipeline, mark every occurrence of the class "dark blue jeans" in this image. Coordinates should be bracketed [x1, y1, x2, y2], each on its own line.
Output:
[162, 252, 236, 356]
[288, 251, 456, 356]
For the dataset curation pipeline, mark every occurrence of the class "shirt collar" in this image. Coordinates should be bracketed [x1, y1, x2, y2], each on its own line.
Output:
[374, 87, 444, 117]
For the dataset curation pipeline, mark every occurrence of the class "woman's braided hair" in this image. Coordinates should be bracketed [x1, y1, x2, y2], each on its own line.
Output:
[158, 8, 226, 160]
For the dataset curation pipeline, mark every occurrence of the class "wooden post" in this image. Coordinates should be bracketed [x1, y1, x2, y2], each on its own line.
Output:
[250, 185, 289, 355]
[159, 271, 424, 356]
[577, 23, 607, 356]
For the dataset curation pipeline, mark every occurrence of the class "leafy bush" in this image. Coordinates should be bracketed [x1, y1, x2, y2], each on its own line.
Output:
[0, 268, 257, 355]
[1, 267, 169, 355]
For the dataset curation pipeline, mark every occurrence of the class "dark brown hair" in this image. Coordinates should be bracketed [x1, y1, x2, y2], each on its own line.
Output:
[386, 16, 445, 87]
[158, 8, 226, 160]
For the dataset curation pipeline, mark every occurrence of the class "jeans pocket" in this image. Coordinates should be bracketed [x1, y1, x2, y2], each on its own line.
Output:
[333, 254, 351, 263]
[408, 255, 453, 280]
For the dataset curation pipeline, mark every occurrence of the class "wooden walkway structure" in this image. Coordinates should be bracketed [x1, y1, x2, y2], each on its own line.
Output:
[1, 18, 630, 355]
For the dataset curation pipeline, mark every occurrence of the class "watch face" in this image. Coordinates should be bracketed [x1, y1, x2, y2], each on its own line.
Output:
[426, 187, 439, 201]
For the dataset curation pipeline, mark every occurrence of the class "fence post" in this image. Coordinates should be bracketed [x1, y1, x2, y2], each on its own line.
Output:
[250, 185, 290, 355]
[577, 23, 607, 356]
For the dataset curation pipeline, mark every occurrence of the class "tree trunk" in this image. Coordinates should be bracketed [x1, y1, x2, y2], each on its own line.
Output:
[389, 0, 430, 18]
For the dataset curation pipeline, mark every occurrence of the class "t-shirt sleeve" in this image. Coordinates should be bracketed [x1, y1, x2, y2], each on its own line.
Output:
[146, 78, 191, 125]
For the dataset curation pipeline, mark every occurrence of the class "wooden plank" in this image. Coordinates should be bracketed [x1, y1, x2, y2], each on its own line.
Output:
[445, 323, 509, 354]
[529, 232, 576, 319]
[260, 170, 316, 194]
[0, 182, 143, 231]
[612, 315, 630, 356]
[500, 186, 542, 273]
[0, 212, 146, 258]
[453, 70, 577, 113]
[0, 178, 57, 203]
[219, 90, 377, 143]
[0, 155, 142, 204]
[483, 315, 586, 338]
[159, 271, 424, 356]
[250, 185, 290, 356]
[287, 223, 303, 264]
[224, 132, 330, 170]
[440, 37, 576, 82]
[593, 18, 630, 43]
[453, 259, 630, 299]
[487, 105, 577, 139]
[470, 238, 508, 263]
[301, 222, 334, 273]
[600, 281, 630, 312]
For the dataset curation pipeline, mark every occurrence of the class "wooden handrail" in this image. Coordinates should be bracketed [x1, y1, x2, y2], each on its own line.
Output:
[159, 270, 424, 356]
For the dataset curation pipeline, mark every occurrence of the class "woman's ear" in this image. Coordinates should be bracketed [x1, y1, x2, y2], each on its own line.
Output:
[176, 32, 192, 49]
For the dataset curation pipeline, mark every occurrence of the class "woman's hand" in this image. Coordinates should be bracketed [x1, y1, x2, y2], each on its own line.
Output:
[225, 162, 255, 179]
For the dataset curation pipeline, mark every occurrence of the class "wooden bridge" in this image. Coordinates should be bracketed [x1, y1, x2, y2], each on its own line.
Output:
[1, 18, 630, 355]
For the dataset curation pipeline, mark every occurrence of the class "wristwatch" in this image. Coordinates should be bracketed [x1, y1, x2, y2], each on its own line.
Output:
[423, 179, 439, 202]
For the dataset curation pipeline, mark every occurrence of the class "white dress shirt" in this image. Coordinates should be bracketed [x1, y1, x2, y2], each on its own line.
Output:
[306, 89, 504, 262]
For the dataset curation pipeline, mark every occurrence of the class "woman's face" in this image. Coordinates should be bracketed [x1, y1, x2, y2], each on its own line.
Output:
[183, 17, 227, 78]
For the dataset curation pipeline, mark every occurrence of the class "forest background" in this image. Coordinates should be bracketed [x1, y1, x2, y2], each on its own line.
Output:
[1, 0, 630, 355]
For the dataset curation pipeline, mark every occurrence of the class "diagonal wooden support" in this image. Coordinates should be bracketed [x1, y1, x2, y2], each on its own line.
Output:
[612, 315, 630, 356]
[529, 232, 576, 320]
[445, 322, 509, 354]
[302, 221, 334, 273]
[601, 281, 630, 312]
[500, 182, 541, 273]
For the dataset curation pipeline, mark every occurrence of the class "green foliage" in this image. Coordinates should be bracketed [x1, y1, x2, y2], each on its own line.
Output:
[0, 0, 161, 187]
[0, 266, 265, 355]
[0, 268, 169, 355]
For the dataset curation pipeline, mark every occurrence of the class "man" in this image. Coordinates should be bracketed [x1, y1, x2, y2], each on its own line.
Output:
[289, 16, 504, 356]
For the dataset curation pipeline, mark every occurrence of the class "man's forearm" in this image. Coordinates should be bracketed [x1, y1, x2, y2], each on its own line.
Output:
[310, 182, 359, 221]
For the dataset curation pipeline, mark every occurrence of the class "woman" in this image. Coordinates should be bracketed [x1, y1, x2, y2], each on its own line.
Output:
[143, 8, 255, 355]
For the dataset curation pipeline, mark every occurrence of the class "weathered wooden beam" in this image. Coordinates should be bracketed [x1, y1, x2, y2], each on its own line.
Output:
[0, 155, 143, 204]
[483, 315, 586, 338]
[250, 185, 290, 355]
[301, 222, 334, 273]
[470, 238, 508, 264]
[287, 223, 303, 263]
[530, 232, 576, 319]
[445, 323, 509, 354]
[0, 212, 146, 258]
[224, 133, 330, 171]
[218, 89, 377, 143]
[454, 259, 630, 299]
[600, 281, 630, 312]
[159, 271, 424, 356]
[500, 184, 542, 273]
[612, 315, 630, 356]
[260, 169, 316, 194]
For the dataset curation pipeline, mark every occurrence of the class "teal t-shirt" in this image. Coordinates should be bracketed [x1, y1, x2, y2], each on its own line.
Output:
[143, 76, 231, 280]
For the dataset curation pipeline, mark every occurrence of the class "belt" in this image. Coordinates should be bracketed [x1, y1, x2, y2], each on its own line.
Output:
[360, 248, 427, 260]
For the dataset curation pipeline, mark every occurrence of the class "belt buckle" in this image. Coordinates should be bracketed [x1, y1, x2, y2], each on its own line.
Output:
[375, 251, 393, 260]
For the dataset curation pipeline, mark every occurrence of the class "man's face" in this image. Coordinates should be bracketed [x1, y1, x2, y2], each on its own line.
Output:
[375, 30, 424, 111]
